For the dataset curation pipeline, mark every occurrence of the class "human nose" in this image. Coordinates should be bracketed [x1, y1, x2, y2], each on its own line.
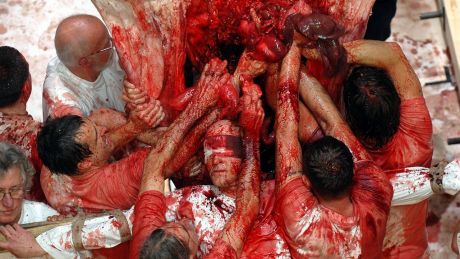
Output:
[2, 193, 14, 208]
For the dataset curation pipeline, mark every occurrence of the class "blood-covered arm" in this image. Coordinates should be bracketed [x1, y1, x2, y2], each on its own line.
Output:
[275, 41, 303, 189]
[139, 59, 231, 194]
[208, 81, 263, 257]
[132, 59, 232, 259]
[299, 71, 371, 161]
[303, 40, 422, 100]
[164, 108, 220, 178]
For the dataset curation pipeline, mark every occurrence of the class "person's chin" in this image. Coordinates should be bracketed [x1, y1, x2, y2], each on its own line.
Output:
[0, 212, 19, 225]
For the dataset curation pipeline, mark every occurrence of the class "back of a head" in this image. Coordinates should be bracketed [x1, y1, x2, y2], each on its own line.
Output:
[140, 229, 189, 259]
[303, 136, 354, 198]
[54, 14, 108, 67]
[37, 115, 92, 176]
[344, 66, 401, 149]
[0, 46, 29, 107]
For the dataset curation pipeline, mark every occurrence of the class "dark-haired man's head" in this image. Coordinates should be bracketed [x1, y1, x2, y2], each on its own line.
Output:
[141, 218, 198, 259]
[37, 115, 94, 176]
[303, 136, 354, 199]
[343, 66, 400, 149]
[0, 46, 31, 108]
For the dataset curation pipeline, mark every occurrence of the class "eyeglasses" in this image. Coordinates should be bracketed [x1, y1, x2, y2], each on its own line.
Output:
[0, 187, 24, 200]
[85, 38, 114, 58]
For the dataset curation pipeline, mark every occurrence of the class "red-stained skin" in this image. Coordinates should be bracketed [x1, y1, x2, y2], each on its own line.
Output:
[0, 113, 45, 202]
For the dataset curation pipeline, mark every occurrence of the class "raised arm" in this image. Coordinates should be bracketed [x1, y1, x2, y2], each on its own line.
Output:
[303, 40, 422, 100]
[140, 58, 232, 193]
[275, 41, 303, 189]
[299, 71, 371, 162]
[208, 81, 263, 257]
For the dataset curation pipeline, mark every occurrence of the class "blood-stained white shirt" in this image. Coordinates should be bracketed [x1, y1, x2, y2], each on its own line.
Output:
[42, 50, 125, 119]
[19, 200, 59, 224]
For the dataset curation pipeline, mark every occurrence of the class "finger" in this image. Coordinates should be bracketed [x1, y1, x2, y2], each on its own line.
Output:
[151, 108, 165, 126]
[0, 241, 9, 250]
[0, 226, 10, 238]
[124, 80, 136, 89]
[12, 223, 22, 232]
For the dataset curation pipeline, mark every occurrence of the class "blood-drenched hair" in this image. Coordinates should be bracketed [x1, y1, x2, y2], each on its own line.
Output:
[303, 136, 354, 198]
[141, 229, 189, 259]
[37, 115, 92, 176]
[343, 66, 400, 149]
[0, 46, 29, 107]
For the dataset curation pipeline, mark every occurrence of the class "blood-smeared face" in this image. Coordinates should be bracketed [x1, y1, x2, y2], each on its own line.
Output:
[0, 166, 25, 225]
[204, 121, 243, 190]
[75, 119, 109, 169]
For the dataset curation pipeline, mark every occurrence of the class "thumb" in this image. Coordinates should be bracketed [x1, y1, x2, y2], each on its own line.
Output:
[0, 241, 10, 250]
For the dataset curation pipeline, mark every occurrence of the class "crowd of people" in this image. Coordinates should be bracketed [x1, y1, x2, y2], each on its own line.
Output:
[0, 5, 459, 259]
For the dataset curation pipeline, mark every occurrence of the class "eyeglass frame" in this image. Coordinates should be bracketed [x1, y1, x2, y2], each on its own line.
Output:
[84, 37, 114, 58]
[0, 186, 25, 200]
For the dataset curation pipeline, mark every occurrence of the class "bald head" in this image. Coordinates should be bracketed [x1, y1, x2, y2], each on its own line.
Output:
[55, 15, 109, 68]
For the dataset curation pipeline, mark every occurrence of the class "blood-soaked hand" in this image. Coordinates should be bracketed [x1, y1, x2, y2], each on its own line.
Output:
[194, 58, 232, 111]
[123, 80, 150, 111]
[239, 80, 264, 138]
[130, 99, 165, 129]
[234, 50, 268, 88]
[287, 13, 346, 76]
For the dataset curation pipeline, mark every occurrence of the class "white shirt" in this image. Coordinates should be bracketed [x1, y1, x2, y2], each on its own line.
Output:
[42, 50, 125, 119]
[18, 200, 59, 224]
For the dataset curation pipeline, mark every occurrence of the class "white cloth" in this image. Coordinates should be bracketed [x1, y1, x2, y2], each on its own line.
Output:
[18, 200, 59, 224]
[390, 167, 433, 206]
[36, 208, 133, 259]
[42, 50, 125, 118]
[390, 160, 460, 206]
[442, 160, 460, 195]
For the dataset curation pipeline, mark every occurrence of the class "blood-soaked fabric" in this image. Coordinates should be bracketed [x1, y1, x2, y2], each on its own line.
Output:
[41, 148, 149, 215]
[241, 180, 291, 258]
[367, 97, 433, 258]
[204, 135, 244, 160]
[165, 180, 290, 258]
[130, 190, 167, 259]
[275, 160, 392, 258]
[0, 112, 45, 202]
[368, 97, 432, 170]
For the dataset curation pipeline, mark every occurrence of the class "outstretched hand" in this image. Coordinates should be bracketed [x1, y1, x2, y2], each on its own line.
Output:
[0, 224, 46, 258]
[239, 80, 264, 138]
[193, 59, 232, 111]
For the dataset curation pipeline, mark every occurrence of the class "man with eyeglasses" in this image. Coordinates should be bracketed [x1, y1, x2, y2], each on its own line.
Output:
[43, 14, 126, 120]
[0, 142, 58, 226]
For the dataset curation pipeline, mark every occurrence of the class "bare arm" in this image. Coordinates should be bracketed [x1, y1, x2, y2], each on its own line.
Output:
[215, 82, 263, 256]
[303, 40, 422, 100]
[299, 71, 372, 162]
[140, 59, 232, 194]
[164, 109, 220, 177]
[275, 41, 303, 190]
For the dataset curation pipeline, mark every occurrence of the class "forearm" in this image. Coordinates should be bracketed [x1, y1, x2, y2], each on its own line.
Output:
[164, 109, 220, 177]
[136, 127, 166, 146]
[299, 70, 371, 161]
[344, 40, 422, 99]
[220, 136, 260, 256]
[275, 43, 303, 187]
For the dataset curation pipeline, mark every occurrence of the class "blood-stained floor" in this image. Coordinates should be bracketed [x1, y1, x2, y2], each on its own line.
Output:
[1, 0, 459, 257]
